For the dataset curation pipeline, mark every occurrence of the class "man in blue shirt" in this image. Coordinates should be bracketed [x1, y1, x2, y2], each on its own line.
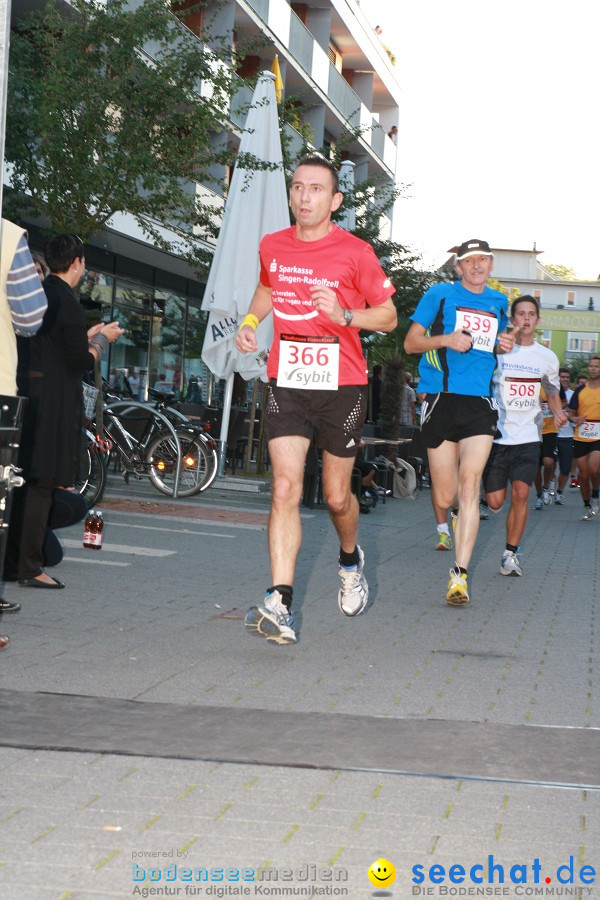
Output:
[404, 239, 516, 607]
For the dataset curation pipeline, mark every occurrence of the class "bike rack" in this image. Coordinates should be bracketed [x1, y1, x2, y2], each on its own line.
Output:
[103, 401, 183, 499]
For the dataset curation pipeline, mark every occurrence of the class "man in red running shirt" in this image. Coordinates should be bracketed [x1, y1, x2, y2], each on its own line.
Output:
[235, 155, 397, 643]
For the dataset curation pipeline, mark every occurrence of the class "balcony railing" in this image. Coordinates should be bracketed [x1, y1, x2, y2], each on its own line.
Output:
[327, 66, 360, 130]
[289, 12, 314, 73]
[244, 0, 270, 20]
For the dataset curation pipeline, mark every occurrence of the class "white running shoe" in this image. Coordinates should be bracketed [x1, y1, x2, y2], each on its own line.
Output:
[500, 551, 523, 577]
[555, 492, 565, 505]
[245, 590, 296, 643]
[581, 506, 597, 521]
[542, 489, 552, 507]
[534, 496, 543, 510]
[592, 498, 600, 515]
[338, 546, 369, 616]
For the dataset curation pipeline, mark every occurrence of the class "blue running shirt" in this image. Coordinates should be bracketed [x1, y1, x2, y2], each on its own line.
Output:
[411, 281, 508, 396]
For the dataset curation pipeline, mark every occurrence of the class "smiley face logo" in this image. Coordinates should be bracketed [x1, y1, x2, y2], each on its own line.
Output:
[368, 858, 396, 888]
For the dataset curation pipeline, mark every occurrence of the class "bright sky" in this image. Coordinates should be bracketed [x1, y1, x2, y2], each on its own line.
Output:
[365, 0, 600, 279]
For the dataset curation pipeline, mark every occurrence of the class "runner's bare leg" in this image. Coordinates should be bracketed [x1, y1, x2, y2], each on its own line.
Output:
[454, 434, 494, 567]
[429, 435, 493, 569]
[268, 435, 311, 584]
[321, 452, 359, 553]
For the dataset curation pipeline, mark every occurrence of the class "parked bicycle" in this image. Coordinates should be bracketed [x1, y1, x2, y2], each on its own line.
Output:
[76, 385, 218, 504]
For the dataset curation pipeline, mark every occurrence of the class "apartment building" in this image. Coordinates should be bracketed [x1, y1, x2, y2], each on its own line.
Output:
[488, 248, 600, 366]
[8, 0, 401, 399]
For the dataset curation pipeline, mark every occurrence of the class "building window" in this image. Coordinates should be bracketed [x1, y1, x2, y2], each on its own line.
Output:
[540, 330, 551, 348]
[328, 41, 343, 71]
[567, 332, 598, 353]
[567, 290, 576, 306]
[533, 289, 542, 302]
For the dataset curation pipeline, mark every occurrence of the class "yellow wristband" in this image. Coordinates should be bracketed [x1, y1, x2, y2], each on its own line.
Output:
[241, 314, 259, 331]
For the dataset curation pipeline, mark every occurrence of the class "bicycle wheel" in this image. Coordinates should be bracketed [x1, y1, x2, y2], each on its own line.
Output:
[146, 429, 217, 497]
[75, 443, 107, 506]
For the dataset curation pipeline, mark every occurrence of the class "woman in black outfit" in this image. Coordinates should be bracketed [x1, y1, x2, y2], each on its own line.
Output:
[7, 234, 122, 589]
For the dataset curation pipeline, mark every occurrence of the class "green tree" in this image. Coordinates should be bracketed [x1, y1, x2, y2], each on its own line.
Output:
[545, 263, 577, 280]
[4, 0, 259, 269]
[379, 354, 408, 458]
[487, 277, 520, 302]
[564, 355, 590, 382]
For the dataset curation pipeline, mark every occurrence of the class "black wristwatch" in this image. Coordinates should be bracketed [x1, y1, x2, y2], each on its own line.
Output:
[343, 308, 353, 327]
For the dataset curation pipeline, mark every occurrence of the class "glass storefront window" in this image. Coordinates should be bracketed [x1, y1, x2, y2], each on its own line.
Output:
[109, 308, 152, 400]
[78, 269, 208, 403]
[80, 270, 113, 312]
[150, 290, 187, 399]
[115, 278, 153, 311]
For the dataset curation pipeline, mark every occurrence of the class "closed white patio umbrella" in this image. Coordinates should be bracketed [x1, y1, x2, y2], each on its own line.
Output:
[201, 70, 290, 473]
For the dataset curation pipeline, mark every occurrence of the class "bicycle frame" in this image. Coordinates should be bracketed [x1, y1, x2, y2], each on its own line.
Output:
[101, 401, 183, 498]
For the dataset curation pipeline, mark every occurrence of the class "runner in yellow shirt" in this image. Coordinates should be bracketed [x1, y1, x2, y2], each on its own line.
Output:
[568, 356, 600, 520]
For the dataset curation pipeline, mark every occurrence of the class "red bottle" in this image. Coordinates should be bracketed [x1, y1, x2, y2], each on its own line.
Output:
[83, 510, 96, 549]
[92, 511, 104, 550]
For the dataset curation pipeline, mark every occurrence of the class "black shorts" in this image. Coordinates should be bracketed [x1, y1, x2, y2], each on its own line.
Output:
[483, 441, 541, 493]
[265, 381, 367, 458]
[540, 432, 558, 461]
[557, 437, 574, 475]
[573, 439, 600, 459]
[420, 392, 498, 449]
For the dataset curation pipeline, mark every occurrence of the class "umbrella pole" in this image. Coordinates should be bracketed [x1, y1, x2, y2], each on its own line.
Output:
[217, 373, 234, 477]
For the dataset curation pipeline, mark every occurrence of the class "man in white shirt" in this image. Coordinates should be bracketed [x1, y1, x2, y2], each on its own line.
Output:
[555, 367, 574, 504]
[483, 296, 566, 576]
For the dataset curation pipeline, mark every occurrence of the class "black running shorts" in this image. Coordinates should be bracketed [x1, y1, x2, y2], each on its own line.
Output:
[557, 437, 574, 475]
[265, 381, 367, 458]
[540, 432, 558, 461]
[483, 441, 541, 493]
[420, 392, 498, 449]
[573, 439, 600, 459]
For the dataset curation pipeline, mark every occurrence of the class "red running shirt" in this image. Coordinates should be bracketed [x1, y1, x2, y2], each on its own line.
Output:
[260, 225, 395, 385]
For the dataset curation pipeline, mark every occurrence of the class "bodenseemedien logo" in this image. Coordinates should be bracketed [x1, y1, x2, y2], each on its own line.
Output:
[131, 860, 349, 896]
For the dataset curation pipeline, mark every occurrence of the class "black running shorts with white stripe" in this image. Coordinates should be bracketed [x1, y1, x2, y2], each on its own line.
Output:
[420, 392, 498, 448]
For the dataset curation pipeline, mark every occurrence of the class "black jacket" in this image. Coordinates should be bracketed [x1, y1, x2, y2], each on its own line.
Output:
[18, 274, 94, 484]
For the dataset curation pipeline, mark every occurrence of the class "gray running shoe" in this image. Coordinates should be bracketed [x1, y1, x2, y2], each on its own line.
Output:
[534, 496, 543, 510]
[338, 546, 369, 616]
[555, 492, 565, 505]
[245, 590, 296, 643]
[581, 506, 597, 521]
[500, 551, 523, 577]
[542, 489, 552, 507]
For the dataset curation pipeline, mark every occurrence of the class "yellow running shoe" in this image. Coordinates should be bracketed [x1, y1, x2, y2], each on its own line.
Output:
[435, 532, 453, 551]
[451, 510, 458, 532]
[446, 567, 470, 606]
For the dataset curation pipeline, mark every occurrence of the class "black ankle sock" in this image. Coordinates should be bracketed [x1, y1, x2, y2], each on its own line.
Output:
[339, 546, 359, 568]
[593, 490, 599, 499]
[506, 543, 518, 553]
[268, 584, 293, 610]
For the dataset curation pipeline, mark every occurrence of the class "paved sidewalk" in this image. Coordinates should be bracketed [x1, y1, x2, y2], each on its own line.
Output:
[0, 482, 598, 899]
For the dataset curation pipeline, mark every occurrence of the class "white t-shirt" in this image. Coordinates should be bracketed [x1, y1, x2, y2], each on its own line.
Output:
[557, 387, 574, 438]
[493, 341, 560, 445]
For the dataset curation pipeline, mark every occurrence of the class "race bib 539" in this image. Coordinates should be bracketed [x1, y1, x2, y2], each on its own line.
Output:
[454, 307, 498, 353]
